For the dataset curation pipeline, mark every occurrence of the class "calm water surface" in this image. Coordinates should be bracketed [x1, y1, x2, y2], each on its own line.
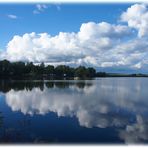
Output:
[0, 78, 148, 144]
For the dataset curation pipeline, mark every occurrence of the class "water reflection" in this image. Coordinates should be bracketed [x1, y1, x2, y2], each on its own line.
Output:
[119, 115, 148, 143]
[0, 112, 3, 128]
[1, 78, 148, 143]
[0, 80, 92, 93]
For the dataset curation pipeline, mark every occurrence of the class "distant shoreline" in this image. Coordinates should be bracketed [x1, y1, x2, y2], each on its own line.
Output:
[0, 59, 148, 80]
[95, 73, 148, 78]
[0, 75, 148, 81]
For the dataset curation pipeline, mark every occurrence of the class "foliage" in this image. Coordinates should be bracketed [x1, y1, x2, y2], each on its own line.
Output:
[0, 60, 97, 79]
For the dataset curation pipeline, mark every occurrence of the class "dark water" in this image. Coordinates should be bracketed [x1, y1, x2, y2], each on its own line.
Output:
[0, 78, 148, 144]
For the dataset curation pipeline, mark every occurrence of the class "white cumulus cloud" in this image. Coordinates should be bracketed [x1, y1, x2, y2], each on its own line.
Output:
[121, 3, 148, 38]
[1, 21, 132, 68]
[1, 3, 148, 71]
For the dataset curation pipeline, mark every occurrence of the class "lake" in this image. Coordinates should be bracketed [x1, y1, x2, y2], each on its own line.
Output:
[0, 78, 148, 144]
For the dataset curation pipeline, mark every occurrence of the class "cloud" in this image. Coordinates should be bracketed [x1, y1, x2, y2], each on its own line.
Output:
[4, 78, 148, 127]
[2, 3, 148, 71]
[121, 3, 148, 38]
[36, 4, 48, 11]
[7, 14, 18, 19]
[78, 21, 130, 39]
[33, 4, 48, 14]
[119, 115, 148, 143]
[3, 78, 148, 143]
[1, 22, 132, 69]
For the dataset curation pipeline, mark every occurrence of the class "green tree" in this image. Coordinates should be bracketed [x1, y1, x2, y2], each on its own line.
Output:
[45, 65, 54, 75]
[0, 60, 97, 79]
[87, 67, 96, 77]
[39, 62, 45, 74]
[74, 66, 88, 78]
[0, 60, 11, 77]
[25, 62, 35, 74]
[55, 65, 67, 77]
[11, 61, 26, 76]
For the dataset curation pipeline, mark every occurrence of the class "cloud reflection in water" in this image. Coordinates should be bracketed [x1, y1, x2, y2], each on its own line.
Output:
[2, 78, 148, 143]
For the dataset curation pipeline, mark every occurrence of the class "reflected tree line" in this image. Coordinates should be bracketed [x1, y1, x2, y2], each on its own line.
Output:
[0, 60, 100, 80]
[0, 112, 3, 128]
[0, 80, 93, 93]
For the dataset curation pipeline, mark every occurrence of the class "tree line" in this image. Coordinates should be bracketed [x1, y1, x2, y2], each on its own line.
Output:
[0, 81, 93, 93]
[0, 60, 106, 80]
[1, 59, 146, 80]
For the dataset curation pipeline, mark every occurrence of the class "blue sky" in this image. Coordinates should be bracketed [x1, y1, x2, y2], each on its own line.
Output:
[0, 3, 131, 49]
[1, 3, 148, 73]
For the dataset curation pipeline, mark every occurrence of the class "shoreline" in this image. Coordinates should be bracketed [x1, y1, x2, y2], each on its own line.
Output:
[0, 75, 148, 81]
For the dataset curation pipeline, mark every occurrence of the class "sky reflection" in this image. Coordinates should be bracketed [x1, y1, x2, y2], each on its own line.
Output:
[1, 78, 148, 143]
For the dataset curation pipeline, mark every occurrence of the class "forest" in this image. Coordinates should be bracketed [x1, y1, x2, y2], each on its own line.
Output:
[0, 60, 147, 80]
[0, 59, 99, 79]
